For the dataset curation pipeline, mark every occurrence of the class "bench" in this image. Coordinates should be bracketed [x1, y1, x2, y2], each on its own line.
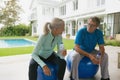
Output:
[118, 52, 120, 68]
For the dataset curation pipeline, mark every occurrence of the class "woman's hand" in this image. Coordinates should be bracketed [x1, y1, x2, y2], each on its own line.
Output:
[43, 65, 51, 76]
[61, 49, 67, 57]
[89, 54, 100, 65]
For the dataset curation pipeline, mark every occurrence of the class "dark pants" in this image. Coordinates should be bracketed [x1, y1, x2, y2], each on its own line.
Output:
[28, 52, 66, 80]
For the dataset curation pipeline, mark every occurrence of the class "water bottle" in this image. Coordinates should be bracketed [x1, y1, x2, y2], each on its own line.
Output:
[59, 42, 64, 53]
[96, 52, 101, 60]
[58, 42, 65, 58]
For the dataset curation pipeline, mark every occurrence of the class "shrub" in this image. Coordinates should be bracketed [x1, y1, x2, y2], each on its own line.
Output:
[0, 24, 31, 36]
[105, 40, 120, 46]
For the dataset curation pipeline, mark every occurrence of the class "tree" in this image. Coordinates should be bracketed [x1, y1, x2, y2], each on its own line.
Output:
[0, 0, 22, 27]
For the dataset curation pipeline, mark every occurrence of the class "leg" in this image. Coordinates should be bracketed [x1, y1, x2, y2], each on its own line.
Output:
[57, 58, 66, 80]
[91, 50, 110, 79]
[28, 59, 38, 80]
[70, 50, 83, 80]
[39, 52, 66, 80]
[52, 54, 66, 80]
[100, 53, 110, 79]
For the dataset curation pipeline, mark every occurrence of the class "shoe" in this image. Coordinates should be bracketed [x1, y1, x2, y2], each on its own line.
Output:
[101, 78, 110, 80]
[70, 76, 74, 80]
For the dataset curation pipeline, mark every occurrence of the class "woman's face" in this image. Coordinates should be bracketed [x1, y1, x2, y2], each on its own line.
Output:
[53, 26, 65, 36]
[87, 19, 98, 33]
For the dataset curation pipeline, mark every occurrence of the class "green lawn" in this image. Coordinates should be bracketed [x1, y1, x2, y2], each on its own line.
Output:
[63, 39, 74, 49]
[0, 36, 74, 56]
[0, 36, 120, 57]
[0, 46, 34, 56]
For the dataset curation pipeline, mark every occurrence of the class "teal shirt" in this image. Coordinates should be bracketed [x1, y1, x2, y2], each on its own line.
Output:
[32, 32, 62, 68]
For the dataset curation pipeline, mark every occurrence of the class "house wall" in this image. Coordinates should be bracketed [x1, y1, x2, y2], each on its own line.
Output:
[58, 0, 106, 39]
[106, 0, 120, 14]
[29, 0, 120, 39]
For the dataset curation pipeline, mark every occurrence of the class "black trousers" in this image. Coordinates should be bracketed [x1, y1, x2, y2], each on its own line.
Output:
[28, 52, 66, 80]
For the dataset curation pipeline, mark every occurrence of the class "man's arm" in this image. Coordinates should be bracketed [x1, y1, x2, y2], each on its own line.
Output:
[74, 44, 90, 57]
[99, 44, 105, 58]
[74, 44, 100, 64]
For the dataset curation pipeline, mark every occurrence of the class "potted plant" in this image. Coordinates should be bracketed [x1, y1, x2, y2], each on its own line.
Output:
[66, 34, 70, 39]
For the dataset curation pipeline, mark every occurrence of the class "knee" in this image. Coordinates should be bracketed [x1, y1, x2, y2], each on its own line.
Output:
[58, 59, 66, 67]
[62, 59, 66, 66]
[72, 53, 80, 62]
[103, 53, 108, 60]
[29, 59, 38, 69]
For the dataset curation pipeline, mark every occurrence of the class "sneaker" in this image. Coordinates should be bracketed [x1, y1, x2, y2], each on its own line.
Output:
[101, 78, 110, 80]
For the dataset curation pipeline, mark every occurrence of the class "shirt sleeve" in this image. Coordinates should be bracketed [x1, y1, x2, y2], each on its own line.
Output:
[97, 30, 105, 45]
[32, 35, 46, 68]
[57, 35, 62, 51]
[75, 29, 84, 45]
[56, 35, 64, 58]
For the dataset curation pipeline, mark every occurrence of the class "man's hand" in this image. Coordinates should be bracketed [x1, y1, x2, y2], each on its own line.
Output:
[89, 54, 100, 64]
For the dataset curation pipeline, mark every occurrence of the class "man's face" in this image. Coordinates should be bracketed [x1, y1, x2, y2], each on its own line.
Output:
[87, 19, 98, 33]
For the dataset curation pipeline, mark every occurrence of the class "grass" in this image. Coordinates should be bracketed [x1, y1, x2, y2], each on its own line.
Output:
[0, 46, 34, 56]
[0, 36, 120, 57]
[0, 36, 74, 57]
[63, 39, 74, 50]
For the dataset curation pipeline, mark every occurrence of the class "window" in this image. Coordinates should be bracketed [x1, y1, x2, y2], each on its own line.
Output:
[114, 13, 120, 34]
[65, 22, 70, 34]
[42, 7, 54, 16]
[96, 0, 105, 6]
[101, 0, 105, 5]
[97, 0, 100, 6]
[72, 21, 76, 36]
[32, 21, 37, 33]
[33, 26, 37, 33]
[107, 14, 113, 36]
[59, 5, 66, 15]
[73, 0, 78, 10]
[42, 7, 50, 15]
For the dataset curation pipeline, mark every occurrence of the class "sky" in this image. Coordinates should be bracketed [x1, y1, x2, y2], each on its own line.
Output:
[18, 0, 31, 25]
[18, 0, 60, 25]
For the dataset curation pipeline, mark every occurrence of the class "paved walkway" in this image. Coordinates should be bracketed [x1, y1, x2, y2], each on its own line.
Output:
[0, 46, 120, 80]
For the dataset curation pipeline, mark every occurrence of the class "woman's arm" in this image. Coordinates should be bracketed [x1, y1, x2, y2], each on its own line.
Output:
[32, 36, 46, 68]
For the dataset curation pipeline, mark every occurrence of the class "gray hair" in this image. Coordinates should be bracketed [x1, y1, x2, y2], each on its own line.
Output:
[43, 18, 65, 35]
[89, 16, 100, 26]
